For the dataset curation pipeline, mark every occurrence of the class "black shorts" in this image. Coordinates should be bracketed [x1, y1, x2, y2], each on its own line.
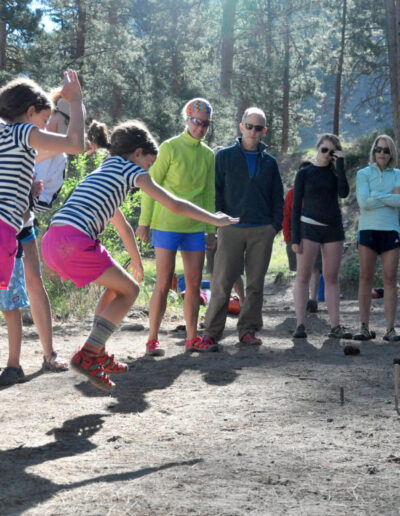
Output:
[358, 230, 400, 255]
[301, 222, 344, 244]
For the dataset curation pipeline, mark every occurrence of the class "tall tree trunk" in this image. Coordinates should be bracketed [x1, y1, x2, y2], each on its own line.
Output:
[171, 7, 183, 95]
[333, 0, 347, 136]
[281, 24, 290, 153]
[220, 0, 237, 97]
[236, 88, 248, 136]
[112, 84, 122, 123]
[265, 0, 274, 146]
[0, 10, 7, 71]
[76, 0, 86, 80]
[385, 0, 400, 158]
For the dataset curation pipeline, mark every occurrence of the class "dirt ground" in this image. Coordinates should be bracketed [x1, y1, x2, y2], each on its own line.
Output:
[1, 273, 400, 516]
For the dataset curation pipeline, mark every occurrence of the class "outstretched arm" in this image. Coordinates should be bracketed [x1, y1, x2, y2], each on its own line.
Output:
[110, 208, 144, 283]
[136, 174, 239, 227]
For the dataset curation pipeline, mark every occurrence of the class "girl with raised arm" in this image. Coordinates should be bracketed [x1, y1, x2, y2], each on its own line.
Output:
[0, 70, 84, 383]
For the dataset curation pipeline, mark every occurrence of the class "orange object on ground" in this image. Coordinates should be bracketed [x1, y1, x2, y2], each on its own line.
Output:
[228, 295, 240, 315]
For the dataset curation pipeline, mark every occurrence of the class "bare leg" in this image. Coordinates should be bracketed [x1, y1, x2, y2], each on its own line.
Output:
[309, 267, 320, 301]
[181, 250, 204, 340]
[294, 239, 320, 326]
[22, 239, 53, 356]
[148, 248, 176, 340]
[233, 276, 245, 305]
[381, 247, 400, 329]
[358, 244, 377, 326]
[321, 241, 343, 328]
[3, 309, 22, 368]
[93, 263, 139, 325]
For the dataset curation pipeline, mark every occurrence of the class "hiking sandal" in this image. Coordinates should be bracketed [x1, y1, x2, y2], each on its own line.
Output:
[42, 351, 69, 372]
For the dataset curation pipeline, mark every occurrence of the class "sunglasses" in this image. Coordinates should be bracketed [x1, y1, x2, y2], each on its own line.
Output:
[374, 146, 390, 155]
[243, 122, 265, 132]
[320, 147, 336, 156]
[187, 115, 212, 128]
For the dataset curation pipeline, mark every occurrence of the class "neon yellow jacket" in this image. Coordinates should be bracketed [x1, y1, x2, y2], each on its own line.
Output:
[138, 129, 215, 234]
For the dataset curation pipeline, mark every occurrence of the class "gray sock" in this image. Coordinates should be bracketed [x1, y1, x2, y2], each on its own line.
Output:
[82, 316, 117, 357]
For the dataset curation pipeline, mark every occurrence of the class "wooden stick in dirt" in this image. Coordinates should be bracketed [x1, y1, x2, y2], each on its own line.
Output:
[394, 358, 400, 413]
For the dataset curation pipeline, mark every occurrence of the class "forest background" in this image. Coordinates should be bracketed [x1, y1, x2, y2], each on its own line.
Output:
[1, 0, 400, 317]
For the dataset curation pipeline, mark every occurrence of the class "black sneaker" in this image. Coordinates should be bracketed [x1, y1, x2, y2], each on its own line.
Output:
[306, 299, 318, 313]
[383, 328, 400, 342]
[353, 323, 376, 341]
[328, 325, 352, 339]
[0, 366, 25, 386]
[293, 324, 307, 338]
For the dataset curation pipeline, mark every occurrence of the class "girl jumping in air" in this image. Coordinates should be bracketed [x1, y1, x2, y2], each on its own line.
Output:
[41, 119, 239, 392]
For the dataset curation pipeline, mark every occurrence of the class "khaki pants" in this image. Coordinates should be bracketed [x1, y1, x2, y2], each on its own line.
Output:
[204, 224, 276, 341]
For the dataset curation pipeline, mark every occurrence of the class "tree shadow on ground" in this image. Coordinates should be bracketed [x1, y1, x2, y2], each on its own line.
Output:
[0, 413, 203, 514]
[72, 316, 400, 419]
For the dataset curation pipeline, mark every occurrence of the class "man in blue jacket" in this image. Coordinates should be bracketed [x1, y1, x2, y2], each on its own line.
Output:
[202, 107, 284, 348]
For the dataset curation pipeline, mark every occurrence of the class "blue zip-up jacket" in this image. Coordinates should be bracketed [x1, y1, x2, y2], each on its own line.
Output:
[356, 163, 400, 232]
[215, 138, 284, 232]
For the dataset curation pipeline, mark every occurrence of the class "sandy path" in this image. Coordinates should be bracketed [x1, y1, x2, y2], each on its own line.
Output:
[1, 275, 400, 515]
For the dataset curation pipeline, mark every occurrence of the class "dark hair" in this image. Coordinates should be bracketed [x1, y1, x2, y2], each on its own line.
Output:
[0, 77, 52, 122]
[299, 160, 312, 170]
[316, 133, 342, 174]
[87, 120, 109, 149]
[316, 133, 342, 151]
[88, 119, 158, 157]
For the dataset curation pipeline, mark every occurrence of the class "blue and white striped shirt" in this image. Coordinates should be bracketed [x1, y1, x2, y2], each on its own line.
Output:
[0, 122, 36, 231]
[52, 155, 148, 239]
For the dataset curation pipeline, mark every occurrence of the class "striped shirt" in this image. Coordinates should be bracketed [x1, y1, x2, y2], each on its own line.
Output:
[0, 123, 36, 231]
[52, 155, 148, 239]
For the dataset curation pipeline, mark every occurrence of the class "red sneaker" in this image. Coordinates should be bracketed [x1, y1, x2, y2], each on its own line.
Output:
[146, 339, 165, 357]
[185, 336, 218, 353]
[70, 350, 115, 392]
[240, 332, 262, 345]
[97, 353, 128, 373]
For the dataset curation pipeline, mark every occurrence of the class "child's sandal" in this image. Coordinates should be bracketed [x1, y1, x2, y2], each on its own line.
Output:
[42, 351, 69, 372]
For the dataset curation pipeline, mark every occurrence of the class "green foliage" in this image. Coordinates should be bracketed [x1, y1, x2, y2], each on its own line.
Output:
[345, 128, 395, 172]
[3, 0, 389, 152]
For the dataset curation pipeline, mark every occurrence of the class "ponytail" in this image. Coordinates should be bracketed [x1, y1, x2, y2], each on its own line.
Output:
[87, 120, 110, 150]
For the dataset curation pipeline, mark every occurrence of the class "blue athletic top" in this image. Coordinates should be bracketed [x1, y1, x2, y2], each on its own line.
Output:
[243, 149, 258, 179]
[356, 163, 400, 232]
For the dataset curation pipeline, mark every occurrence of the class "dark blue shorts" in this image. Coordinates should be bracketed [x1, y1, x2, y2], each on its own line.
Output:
[17, 225, 39, 243]
[152, 230, 205, 252]
[358, 230, 400, 255]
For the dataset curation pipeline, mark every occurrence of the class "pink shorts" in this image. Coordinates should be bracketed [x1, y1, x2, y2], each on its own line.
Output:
[41, 225, 116, 288]
[0, 219, 18, 290]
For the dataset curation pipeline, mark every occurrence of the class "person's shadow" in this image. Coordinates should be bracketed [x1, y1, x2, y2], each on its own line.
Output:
[1, 413, 202, 514]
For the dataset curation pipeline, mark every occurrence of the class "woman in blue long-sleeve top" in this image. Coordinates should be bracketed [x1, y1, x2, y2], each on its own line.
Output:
[355, 134, 400, 342]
